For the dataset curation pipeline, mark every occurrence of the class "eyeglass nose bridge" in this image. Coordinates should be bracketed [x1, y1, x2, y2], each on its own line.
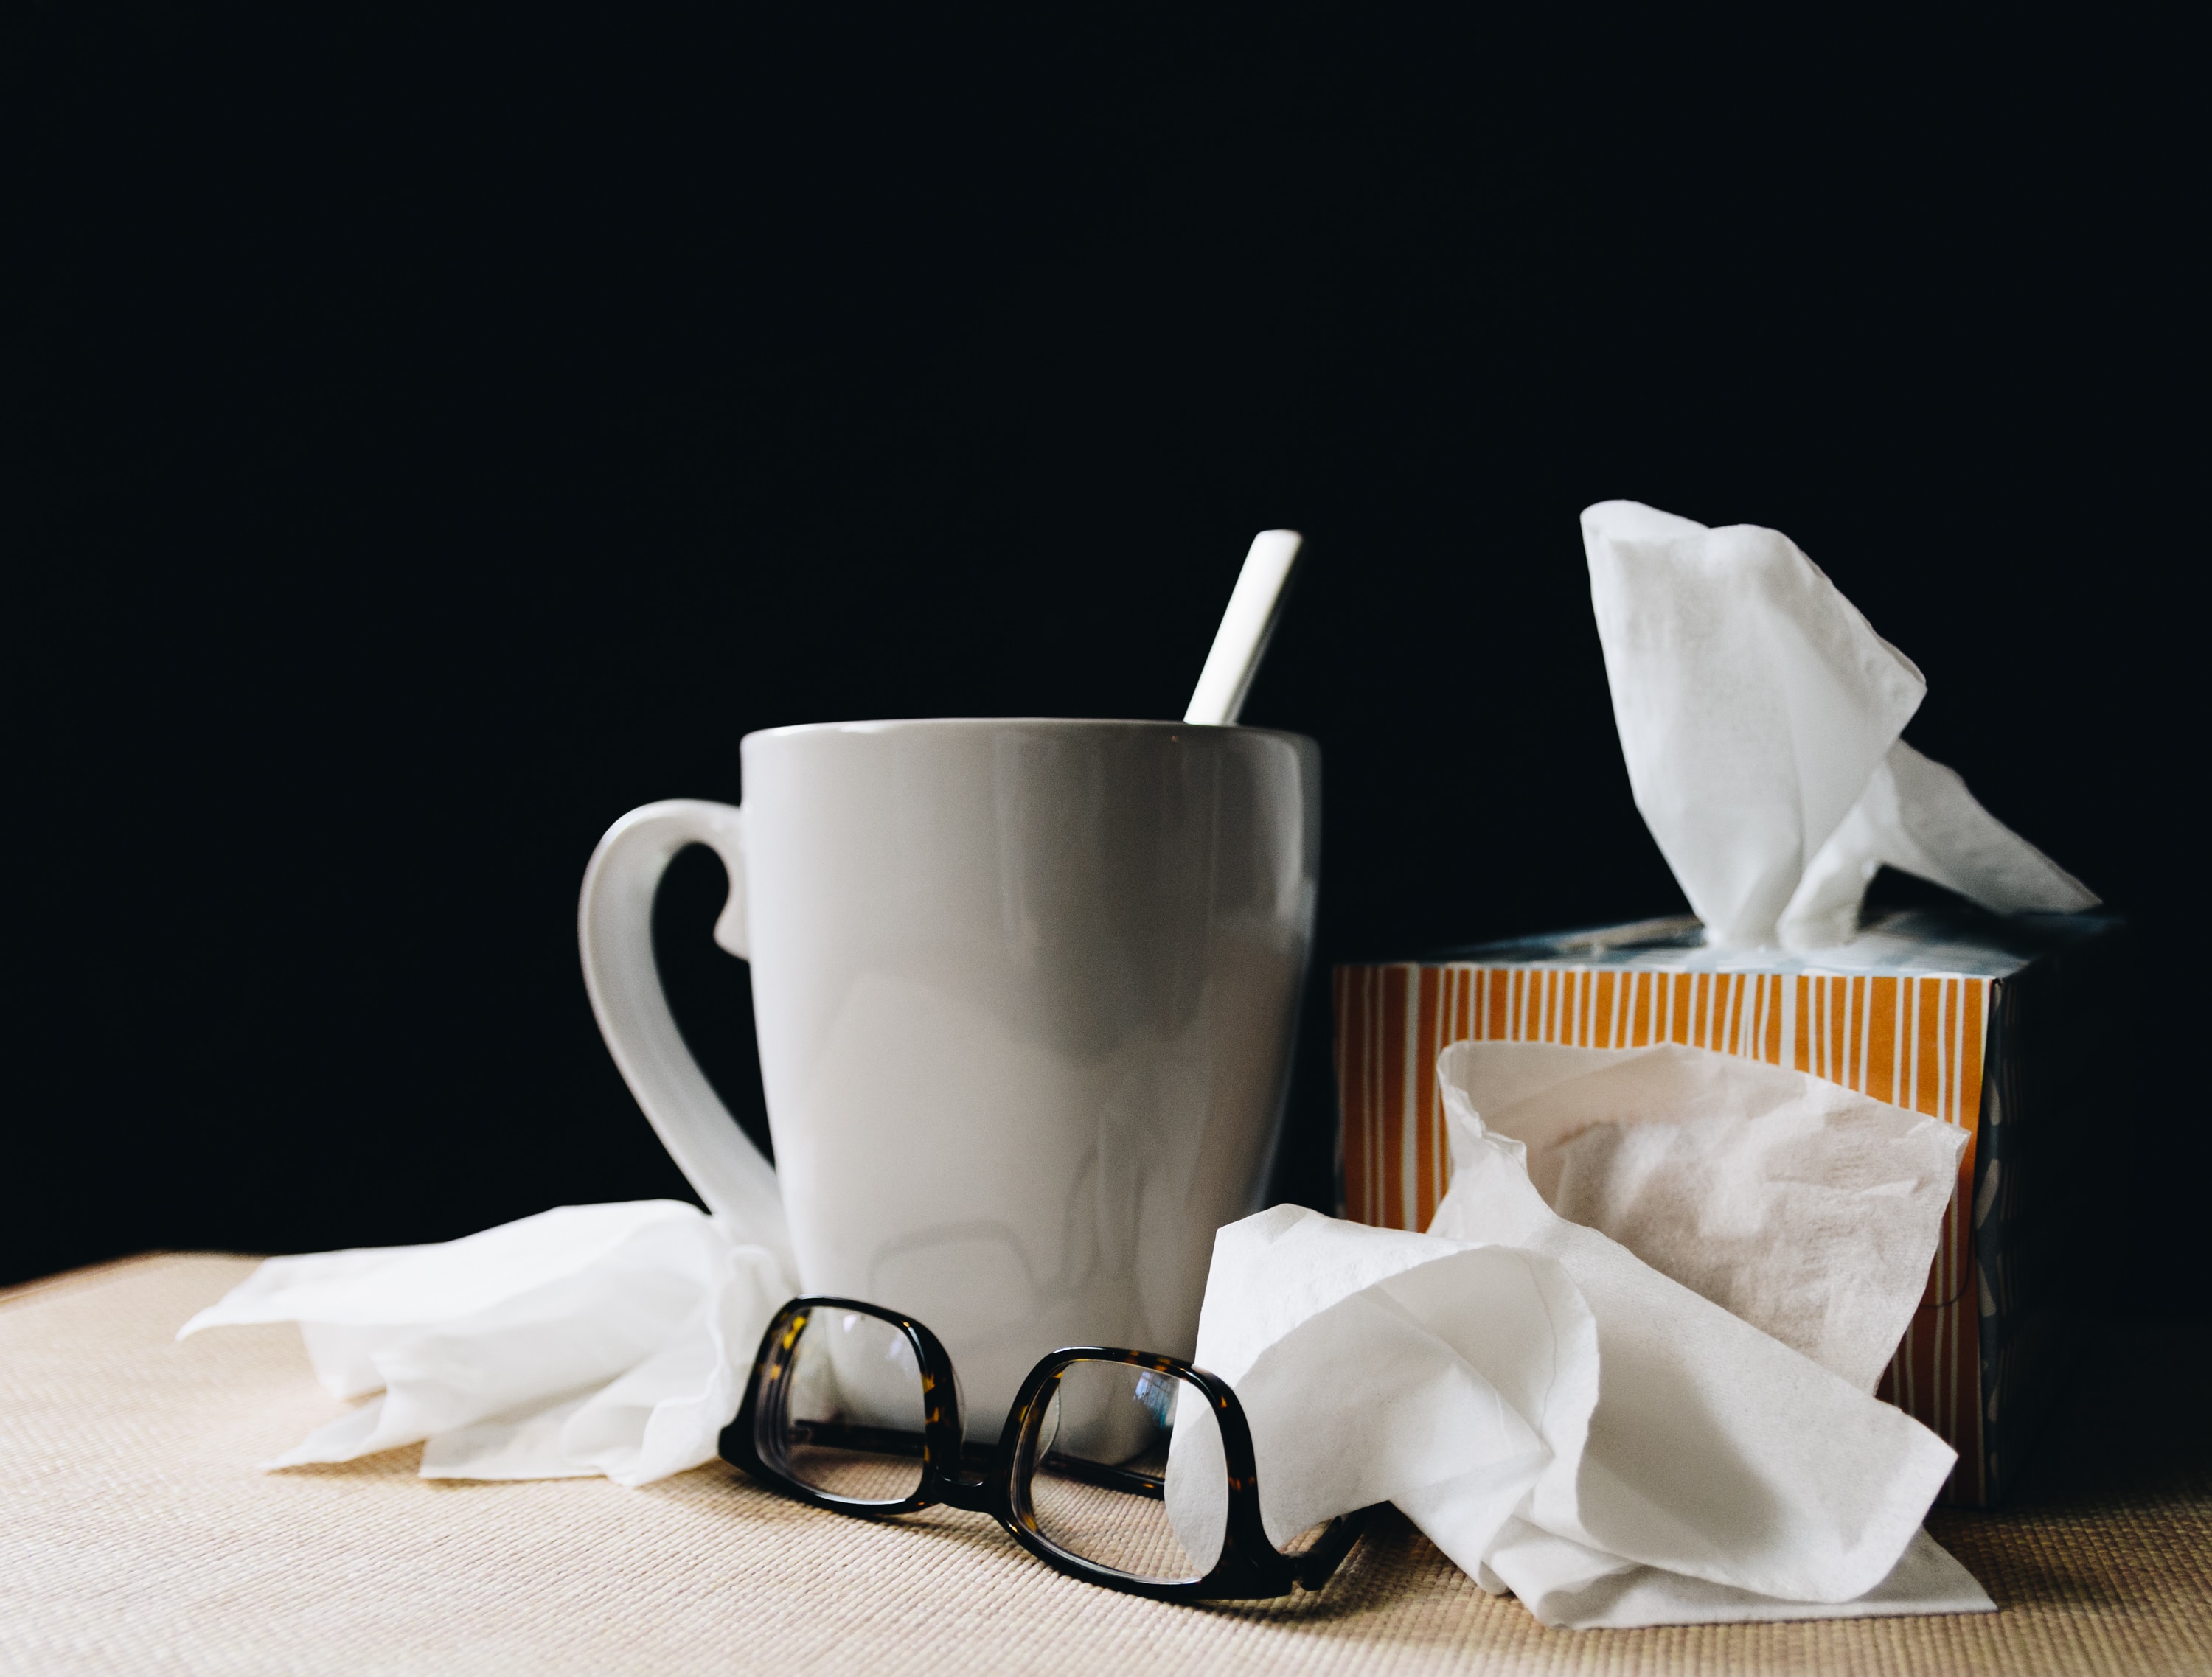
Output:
[930, 1434, 1001, 1513]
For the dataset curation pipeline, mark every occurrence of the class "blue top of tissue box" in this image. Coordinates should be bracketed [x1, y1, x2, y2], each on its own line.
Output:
[1417, 906, 2121, 980]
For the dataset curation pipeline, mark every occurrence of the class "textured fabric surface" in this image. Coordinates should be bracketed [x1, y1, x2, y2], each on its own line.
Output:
[4, 1255, 2206, 1676]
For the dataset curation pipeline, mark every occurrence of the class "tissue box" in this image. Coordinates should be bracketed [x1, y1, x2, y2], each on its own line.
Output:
[1332, 906, 2127, 1508]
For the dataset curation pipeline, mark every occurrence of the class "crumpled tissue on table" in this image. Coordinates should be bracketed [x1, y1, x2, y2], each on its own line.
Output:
[179, 1200, 788, 1487]
[1582, 499, 2097, 950]
[1167, 1037, 1994, 1630]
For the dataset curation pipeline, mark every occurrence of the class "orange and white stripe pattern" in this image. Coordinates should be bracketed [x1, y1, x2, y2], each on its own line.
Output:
[1333, 960, 1992, 1505]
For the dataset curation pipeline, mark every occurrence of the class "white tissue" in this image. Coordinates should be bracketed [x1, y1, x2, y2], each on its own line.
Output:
[1787, 737, 2100, 948]
[179, 1201, 789, 1487]
[1582, 499, 2096, 949]
[1183, 1043, 1994, 1629]
[1448, 1039, 1966, 1392]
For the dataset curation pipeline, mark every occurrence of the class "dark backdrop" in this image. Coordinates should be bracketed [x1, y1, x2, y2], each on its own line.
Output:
[7, 10, 2197, 1307]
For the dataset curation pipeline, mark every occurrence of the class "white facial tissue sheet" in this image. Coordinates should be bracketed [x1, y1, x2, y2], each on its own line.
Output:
[1447, 1038, 1968, 1392]
[1582, 499, 2096, 949]
[178, 1200, 789, 1488]
[1179, 1040, 1993, 1628]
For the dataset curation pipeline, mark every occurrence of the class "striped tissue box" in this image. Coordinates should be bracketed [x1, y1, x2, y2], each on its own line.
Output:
[1332, 907, 2126, 1508]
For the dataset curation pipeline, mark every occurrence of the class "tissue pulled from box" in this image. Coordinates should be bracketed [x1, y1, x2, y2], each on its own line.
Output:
[1582, 499, 2096, 949]
[178, 1200, 788, 1487]
[1172, 1038, 1992, 1628]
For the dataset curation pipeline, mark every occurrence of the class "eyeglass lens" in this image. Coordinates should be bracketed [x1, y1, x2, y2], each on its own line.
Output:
[1023, 1360, 1228, 1583]
[772, 1308, 931, 1505]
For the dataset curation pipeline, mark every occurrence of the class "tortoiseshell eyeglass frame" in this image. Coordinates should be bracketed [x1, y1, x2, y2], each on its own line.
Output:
[720, 1295, 1371, 1602]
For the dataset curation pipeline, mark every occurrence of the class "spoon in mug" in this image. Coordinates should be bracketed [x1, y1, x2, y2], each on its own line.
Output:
[1183, 530, 1304, 726]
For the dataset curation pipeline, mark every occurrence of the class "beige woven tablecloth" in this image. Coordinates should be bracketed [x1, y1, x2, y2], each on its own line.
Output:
[4, 1254, 2206, 1676]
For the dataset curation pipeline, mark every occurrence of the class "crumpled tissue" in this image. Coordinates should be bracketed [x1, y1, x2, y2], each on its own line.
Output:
[1166, 1038, 1994, 1629]
[1582, 498, 2096, 949]
[1449, 1038, 1967, 1392]
[179, 1200, 788, 1486]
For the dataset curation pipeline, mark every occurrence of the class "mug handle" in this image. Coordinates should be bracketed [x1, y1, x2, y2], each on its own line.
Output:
[577, 799, 795, 1276]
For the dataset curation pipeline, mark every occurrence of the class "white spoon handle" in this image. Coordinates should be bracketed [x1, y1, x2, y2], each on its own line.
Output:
[1184, 529, 1304, 726]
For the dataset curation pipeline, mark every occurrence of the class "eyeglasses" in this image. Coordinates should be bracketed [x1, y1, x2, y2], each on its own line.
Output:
[719, 1295, 1371, 1601]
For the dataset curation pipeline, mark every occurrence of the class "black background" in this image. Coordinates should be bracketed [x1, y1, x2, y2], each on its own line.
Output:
[7, 10, 2198, 1306]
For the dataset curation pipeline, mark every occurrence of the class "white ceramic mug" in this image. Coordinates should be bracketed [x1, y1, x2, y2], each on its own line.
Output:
[578, 718, 1320, 1436]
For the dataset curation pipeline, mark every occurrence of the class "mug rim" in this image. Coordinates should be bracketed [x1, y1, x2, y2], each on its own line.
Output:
[741, 717, 1318, 750]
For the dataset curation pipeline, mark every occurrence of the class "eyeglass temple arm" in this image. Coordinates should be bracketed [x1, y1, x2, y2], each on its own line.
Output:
[1293, 1504, 1381, 1591]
